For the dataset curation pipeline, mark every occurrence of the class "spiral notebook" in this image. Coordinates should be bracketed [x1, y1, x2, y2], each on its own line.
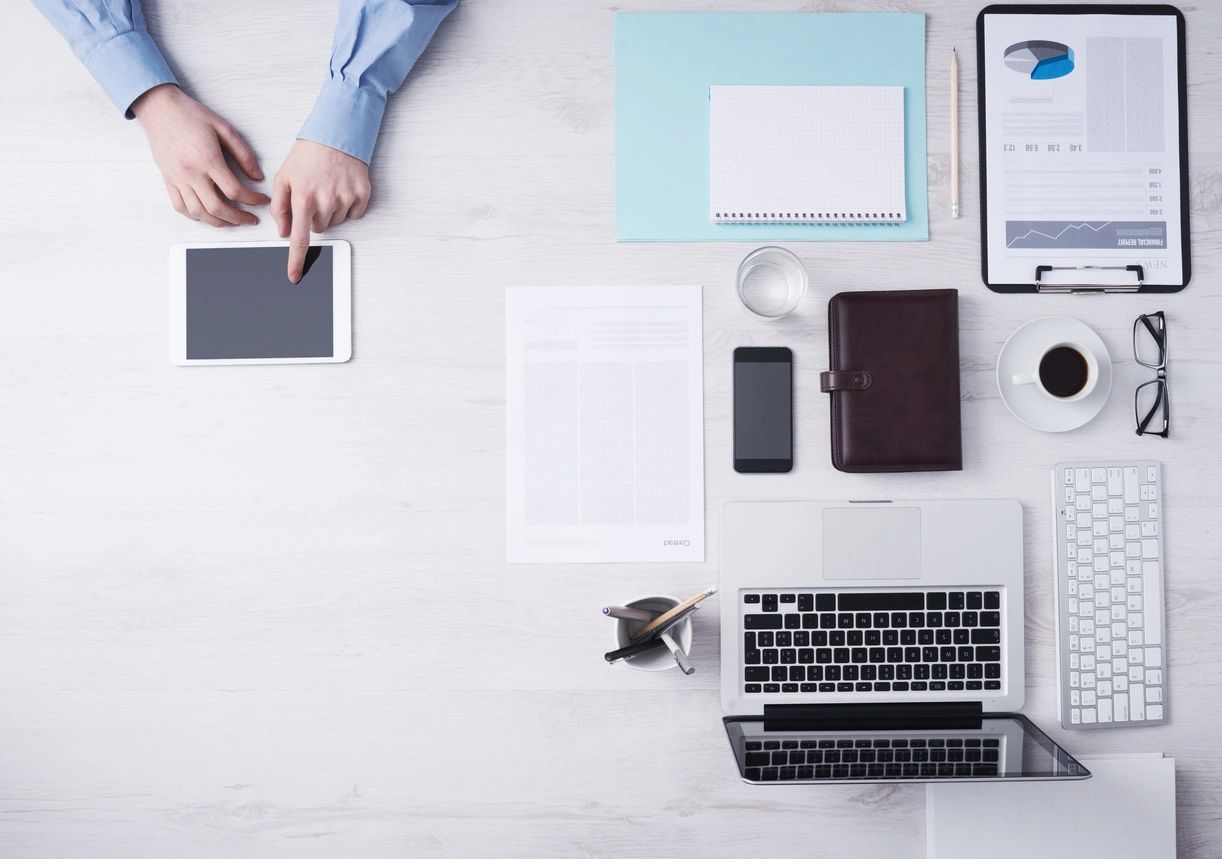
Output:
[709, 85, 907, 225]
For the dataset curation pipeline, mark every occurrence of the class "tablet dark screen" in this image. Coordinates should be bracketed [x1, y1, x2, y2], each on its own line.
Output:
[185, 246, 333, 359]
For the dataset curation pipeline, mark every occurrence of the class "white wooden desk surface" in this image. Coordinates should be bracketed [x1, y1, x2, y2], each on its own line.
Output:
[2, 1, 1220, 855]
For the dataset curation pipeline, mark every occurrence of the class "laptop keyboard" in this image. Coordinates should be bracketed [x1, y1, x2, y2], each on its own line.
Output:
[741, 590, 1004, 695]
[743, 736, 1002, 781]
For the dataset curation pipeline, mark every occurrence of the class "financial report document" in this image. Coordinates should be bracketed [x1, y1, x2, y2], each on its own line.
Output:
[982, 12, 1184, 286]
[505, 286, 705, 563]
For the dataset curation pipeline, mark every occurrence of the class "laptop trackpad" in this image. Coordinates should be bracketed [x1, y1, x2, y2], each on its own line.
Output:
[822, 507, 921, 580]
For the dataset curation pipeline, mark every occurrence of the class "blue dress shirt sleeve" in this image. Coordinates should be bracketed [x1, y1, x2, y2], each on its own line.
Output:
[32, 0, 178, 118]
[298, 0, 458, 164]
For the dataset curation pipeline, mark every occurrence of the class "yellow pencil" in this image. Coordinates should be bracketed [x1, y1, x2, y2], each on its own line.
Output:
[630, 585, 717, 641]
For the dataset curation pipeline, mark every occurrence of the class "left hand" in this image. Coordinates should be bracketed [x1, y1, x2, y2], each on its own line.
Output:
[271, 140, 371, 282]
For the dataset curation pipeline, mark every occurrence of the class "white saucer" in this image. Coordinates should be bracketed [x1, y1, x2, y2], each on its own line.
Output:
[996, 317, 1112, 433]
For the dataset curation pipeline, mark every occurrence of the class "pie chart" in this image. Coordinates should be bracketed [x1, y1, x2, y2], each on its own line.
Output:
[1004, 40, 1074, 80]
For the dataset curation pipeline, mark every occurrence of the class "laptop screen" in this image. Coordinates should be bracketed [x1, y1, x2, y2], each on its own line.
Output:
[724, 713, 1089, 783]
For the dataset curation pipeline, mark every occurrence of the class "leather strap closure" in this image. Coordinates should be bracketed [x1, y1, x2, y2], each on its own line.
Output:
[820, 369, 872, 393]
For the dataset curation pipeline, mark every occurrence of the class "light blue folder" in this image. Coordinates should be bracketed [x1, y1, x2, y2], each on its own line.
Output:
[615, 12, 928, 242]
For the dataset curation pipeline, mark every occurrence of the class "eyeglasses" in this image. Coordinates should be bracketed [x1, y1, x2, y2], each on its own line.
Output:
[1133, 311, 1168, 438]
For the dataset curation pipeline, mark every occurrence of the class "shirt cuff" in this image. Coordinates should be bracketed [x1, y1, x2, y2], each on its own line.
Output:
[82, 30, 178, 119]
[298, 80, 388, 165]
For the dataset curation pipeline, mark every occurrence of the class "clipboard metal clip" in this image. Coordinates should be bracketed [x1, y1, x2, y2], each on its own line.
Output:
[1034, 265, 1144, 294]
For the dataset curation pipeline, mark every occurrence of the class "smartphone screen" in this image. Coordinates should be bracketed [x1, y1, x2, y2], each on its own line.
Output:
[733, 347, 793, 473]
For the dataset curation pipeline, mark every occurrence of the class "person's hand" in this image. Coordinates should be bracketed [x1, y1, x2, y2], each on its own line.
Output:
[131, 84, 269, 227]
[271, 140, 371, 282]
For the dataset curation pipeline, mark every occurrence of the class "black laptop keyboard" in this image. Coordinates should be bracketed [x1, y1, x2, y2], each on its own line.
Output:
[743, 736, 1002, 781]
[742, 590, 1004, 695]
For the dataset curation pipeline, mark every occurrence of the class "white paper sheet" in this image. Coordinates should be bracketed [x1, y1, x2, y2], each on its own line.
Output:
[982, 12, 1184, 286]
[505, 286, 704, 563]
[709, 86, 907, 224]
[927, 754, 1176, 859]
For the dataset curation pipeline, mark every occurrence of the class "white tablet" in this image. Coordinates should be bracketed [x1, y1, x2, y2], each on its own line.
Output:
[170, 240, 351, 365]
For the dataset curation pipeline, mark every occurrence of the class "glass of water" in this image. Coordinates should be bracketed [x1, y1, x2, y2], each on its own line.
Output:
[736, 246, 808, 318]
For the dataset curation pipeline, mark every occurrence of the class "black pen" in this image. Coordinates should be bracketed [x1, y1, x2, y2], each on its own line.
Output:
[604, 637, 666, 664]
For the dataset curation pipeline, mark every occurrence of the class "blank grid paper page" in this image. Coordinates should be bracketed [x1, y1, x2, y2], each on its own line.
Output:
[709, 86, 907, 224]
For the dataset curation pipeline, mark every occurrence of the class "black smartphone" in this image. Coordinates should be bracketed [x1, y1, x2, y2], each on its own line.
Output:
[733, 347, 793, 473]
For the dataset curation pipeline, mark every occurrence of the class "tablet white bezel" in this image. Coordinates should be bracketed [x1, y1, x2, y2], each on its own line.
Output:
[169, 240, 352, 366]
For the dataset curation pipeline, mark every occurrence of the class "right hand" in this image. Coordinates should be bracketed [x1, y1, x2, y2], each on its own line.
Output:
[131, 84, 269, 227]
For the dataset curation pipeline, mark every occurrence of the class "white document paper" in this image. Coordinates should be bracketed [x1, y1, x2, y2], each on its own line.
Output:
[982, 12, 1184, 286]
[505, 286, 704, 563]
[927, 754, 1176, 859]
[709, 86, 907, 224]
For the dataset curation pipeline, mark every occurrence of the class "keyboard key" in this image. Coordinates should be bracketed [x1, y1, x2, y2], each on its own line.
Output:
[762, 594, 778, 612]
[780, 594, 796, 604]
[798, 594, 814, 612]
[745, 614, 782, 630]
[837, 592, 924, 611]
[984, 591, 1000, 609]
[949, 592, 965, 610]
[744, 594, 760, 604]
[971, 629, 1001, 644]
[967, 592, 983, 610]
[745, 684, 761, 693]
[745, 667, 769, 682]
[815, 594, 836, 611]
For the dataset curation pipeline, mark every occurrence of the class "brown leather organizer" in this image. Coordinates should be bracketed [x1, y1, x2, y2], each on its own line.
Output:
[820, 289, 962, 473]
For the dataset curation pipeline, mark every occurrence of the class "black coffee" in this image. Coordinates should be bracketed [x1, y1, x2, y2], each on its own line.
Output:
[1039, 346, 1090, 397]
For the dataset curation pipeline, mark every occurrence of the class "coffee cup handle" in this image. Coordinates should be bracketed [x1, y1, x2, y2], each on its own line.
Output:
[1011, 372, 1038, 387]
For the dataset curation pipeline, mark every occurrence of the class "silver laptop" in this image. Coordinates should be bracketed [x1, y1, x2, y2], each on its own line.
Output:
[720, 500, 1089, 784]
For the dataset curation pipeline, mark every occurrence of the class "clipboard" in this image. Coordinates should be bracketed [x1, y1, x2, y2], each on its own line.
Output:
[977, 4, 1189, 293]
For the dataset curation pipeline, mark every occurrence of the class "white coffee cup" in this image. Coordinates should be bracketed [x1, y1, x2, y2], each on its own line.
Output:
[1011, 342, 1099, 402]
[613, 595, 694, 672]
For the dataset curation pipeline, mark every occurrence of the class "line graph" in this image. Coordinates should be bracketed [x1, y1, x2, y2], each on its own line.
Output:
[1004, 220, 1166, 250]
[1007, 221, 1111, 248]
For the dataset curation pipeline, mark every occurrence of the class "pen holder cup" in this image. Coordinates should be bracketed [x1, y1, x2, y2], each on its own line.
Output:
[615, 595, 694, 672]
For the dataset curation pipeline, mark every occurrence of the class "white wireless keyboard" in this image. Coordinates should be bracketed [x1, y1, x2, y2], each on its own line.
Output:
[1052, 462, 1167, 729]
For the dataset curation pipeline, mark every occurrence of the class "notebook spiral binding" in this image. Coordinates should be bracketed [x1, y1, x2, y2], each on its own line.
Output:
[713, 211, 905, 225]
